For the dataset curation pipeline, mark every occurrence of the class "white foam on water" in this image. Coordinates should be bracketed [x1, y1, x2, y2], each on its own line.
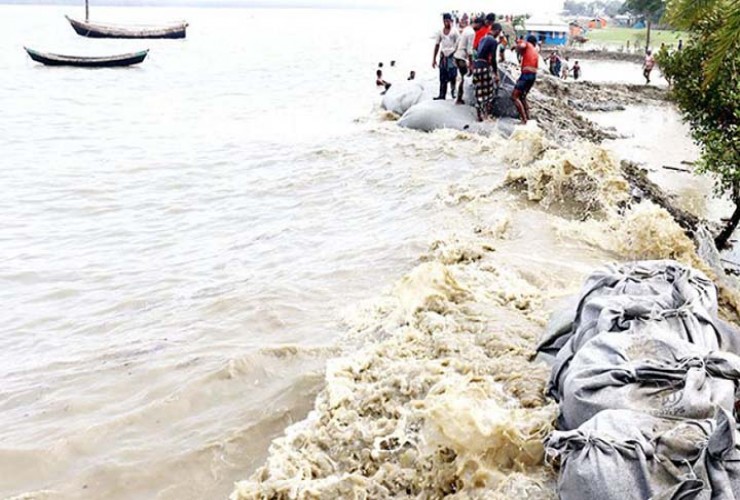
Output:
[231, 124, 732, 499]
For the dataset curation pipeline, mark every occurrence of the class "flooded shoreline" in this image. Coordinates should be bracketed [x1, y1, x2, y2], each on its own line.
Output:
[232, 82, 737, 496]
[2, 6, 736, 499]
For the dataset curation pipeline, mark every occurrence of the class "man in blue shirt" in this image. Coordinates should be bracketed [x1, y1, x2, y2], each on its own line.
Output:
[472, 22, 502, 121]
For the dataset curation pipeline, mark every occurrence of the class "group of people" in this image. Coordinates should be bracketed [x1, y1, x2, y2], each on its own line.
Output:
[547, 51, 582, 80]
[432, 12, 539, 124]
[375, 61, 416, 95]
[447, 11, 519, 27]
[375, 61, 395, 94]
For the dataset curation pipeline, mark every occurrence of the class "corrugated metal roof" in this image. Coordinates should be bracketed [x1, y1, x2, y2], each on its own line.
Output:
[526, 23, 570, 32]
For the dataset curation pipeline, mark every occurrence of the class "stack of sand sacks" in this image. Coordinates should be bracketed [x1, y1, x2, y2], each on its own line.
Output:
[538, 260, 740, 500]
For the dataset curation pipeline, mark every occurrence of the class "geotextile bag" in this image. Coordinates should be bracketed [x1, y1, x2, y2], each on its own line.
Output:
[548, 296, 727, 401]
[462, 67, 520, 119]
[538, 260, 719, 359]
[397, 99, 485, 133]
[381, 81, 428, 116]
[537, 261, 730, 401]
[542, 260, 740, 500]
[559, 327, 740, 430]
[547, 409, 740, 500]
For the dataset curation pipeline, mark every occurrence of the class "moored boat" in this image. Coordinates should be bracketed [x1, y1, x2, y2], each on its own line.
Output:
[24, 47, 149, 67]
[66, 15, 187, 39]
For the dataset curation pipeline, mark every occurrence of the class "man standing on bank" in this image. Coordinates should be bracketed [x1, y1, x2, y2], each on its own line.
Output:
[453, 14, 476, 104]
[473, 12, 496, 50]
[512, 34, 539, 125]
[472, 22, 502, 121]
[432, 13, 460, 100]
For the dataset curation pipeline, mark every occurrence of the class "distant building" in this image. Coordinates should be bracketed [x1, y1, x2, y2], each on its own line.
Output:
[587, 17, 608, 29]
[613, 14, 635, 27]
[569, 21, 586, 43]
[525, 19, 570, 46]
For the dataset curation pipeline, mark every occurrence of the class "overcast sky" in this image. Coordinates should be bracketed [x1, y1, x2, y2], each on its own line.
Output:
[400, 0, 564, 12]
[284, 0, 565, 13]
[2, 0, 565, 13]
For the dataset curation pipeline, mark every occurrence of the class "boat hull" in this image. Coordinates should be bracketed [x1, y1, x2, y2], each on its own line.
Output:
[24, 47, 149, 67]
[66, 15, 187, 39]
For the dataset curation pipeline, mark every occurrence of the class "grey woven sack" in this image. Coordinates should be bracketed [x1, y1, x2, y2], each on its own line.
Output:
[538, 260, 719, 360]
[547, 408, 740, 500]
[559, 327, 740, 430]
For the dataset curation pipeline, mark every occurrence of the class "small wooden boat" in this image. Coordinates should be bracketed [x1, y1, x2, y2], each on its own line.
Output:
[24, 47, 149, 67]
[66, 16, 187, 39]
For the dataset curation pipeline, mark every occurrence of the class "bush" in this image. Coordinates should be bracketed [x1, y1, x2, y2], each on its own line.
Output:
[657, 12, 740, 248]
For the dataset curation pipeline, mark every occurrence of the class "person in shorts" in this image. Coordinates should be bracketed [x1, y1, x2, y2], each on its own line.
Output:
[643, 49, 656, 84]
[512, 34, 539, 124]
[561, 56, 570, 80]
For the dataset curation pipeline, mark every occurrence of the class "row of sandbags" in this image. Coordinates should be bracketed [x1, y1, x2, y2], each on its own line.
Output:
[538, 260, 740, 499]
[380, 67, 521, 135]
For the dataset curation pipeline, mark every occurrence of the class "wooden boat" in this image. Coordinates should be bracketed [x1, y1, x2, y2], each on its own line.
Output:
[66, 16, 188, 39]
[66, 0, 187, 39]
[24, 47, 149, 67]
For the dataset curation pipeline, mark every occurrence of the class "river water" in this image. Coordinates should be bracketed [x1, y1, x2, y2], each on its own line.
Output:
[0, 5, 723, 500]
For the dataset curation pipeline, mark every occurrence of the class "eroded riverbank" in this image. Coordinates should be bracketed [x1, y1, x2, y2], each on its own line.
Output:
[231, 74, 740, 496]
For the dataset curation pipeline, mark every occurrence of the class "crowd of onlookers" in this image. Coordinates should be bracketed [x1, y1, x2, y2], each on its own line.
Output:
[377, 12, 671, 124]
[547, 51, 582, 80]
[375, 12, 540, 124]
[375, 9, 670, 126]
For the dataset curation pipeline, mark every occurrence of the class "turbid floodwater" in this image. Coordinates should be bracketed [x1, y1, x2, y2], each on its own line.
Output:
[1, 4, 733, 499]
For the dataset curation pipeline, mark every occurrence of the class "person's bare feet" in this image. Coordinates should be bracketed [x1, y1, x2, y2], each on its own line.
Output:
[455, 99, 465, 105]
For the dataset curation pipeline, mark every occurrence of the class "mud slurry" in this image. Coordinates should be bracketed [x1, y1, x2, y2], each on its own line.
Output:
[232, 237, 558, 499]
[232, 127, 732, 499]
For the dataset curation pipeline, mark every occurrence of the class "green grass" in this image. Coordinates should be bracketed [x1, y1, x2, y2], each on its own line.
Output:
[585, 26, 687, 47]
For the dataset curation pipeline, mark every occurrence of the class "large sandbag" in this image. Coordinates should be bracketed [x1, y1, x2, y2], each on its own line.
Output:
[559, 327, 740, 430]
[491, 68, 520, 119]
[547, 408, 740, 500]
[547, 410, 706, 500]
[539, 260, 719, 357]
[585, 261, 718, 315]
[397, 99, 486, 134]
[547, 295, 726, 401]
[381, 81, 429, 116]
[537, 260, 728, 400]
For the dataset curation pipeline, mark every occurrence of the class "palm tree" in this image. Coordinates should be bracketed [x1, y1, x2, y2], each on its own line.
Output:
[665, 0, 740, 83]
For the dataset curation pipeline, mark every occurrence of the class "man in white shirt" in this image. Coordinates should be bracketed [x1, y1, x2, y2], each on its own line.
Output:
[453, 14, 476, 104]
[432, 13, 459, 100]
[561, 56, 570, 79]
